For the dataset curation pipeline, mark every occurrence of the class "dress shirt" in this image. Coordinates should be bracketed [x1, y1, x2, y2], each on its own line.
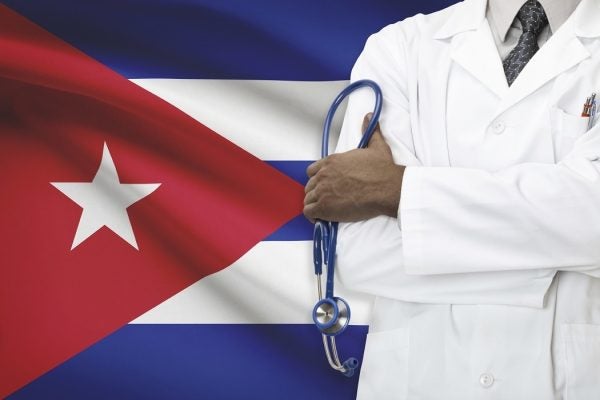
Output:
[487, 0, 581, 59]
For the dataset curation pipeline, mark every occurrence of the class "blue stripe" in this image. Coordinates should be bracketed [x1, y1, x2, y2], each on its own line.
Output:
[9, 324, 368, 400]
[266, 214, 313, 241]
[2, 0, 458, 80]
[266, 161, 312, 241]
[266, 161, 310, 186]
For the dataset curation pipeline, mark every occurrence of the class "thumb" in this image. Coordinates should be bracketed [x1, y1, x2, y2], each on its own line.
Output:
[361, 113, 377, 136]
[361, 113, 388, 152]
[368, 130, 389, 152]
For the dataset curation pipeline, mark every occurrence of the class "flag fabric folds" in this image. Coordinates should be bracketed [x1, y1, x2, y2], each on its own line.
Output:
[0, 1, 456, 398]
[0, 4, 303, 397]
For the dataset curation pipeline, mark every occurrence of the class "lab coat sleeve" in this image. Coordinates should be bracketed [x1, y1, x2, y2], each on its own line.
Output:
[334, 23, 419, 165]
[334, 24, 422, 297]
[401, 127, 600, 277]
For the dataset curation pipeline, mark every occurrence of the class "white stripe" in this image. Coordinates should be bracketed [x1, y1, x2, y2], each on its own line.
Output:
[131, 79, 348, 160]
[132, 241, 373, 325]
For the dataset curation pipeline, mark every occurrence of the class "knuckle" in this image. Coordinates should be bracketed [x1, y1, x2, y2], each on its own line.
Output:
[317, 196, 328, 211]
[327, 154, 339, 164]
[307, 161, 320, 177]
[304, 193, 313, 205]
[310, 172, 327, 188]
[304, 204, 319, 219]
[311, 185, 320, 198]
[319, 164, 333, 178]
[304, 178, 314, 193]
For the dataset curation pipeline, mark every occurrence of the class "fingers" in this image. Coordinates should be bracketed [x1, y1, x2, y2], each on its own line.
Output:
[306, 159, 324, 177]
[305, 160, 322, 220]
[305, 159, 328, 221]
[305, 174, 317, 194]
[303, 176, 321, 223]
[304, 169, 320, 222]
[303, 183, 318, 205]
[303, 203, 317, 223]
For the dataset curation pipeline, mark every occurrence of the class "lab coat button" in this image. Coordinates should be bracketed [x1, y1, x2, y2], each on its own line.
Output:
[479, 373, 495, 388]
[491, 121, 505, 134]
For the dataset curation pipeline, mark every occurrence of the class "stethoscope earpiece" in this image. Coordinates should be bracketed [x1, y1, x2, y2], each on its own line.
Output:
[342, 358, 359, 377]
[311, 79, 383, 377]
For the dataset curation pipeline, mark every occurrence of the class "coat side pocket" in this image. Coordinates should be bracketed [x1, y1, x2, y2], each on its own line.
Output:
[356, 327, 409, 400]
[563, 323, 600, 400]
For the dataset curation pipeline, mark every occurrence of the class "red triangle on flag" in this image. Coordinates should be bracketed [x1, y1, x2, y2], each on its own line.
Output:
[0, 5, 305, 398]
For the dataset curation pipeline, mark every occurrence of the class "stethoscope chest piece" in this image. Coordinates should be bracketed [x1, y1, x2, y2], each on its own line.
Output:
[312, 297, 350, 336]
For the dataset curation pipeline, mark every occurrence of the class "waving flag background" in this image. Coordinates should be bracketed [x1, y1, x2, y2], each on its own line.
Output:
[0, 1, 455, 398]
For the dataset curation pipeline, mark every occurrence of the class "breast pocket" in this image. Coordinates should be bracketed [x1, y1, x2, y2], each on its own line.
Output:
[563, 324, 600, 400]
[356, 327, 409, 400]
[551, 107, 590, 160]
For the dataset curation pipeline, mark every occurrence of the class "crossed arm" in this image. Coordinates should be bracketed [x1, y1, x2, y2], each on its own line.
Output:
[303, 29, 600, 283]
[304, 113, 600, 278]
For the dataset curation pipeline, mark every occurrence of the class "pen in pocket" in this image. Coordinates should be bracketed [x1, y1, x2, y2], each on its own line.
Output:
[582, 93, 597, 131]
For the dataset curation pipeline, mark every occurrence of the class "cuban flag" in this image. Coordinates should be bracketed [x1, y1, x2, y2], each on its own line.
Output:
[0, 1, 454, 398]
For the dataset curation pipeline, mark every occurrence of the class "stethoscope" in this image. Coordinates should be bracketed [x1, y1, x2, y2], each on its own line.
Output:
[312, 79, 383, 377]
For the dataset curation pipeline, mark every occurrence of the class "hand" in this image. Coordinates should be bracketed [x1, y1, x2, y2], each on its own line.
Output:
[303, 114, 405, 222]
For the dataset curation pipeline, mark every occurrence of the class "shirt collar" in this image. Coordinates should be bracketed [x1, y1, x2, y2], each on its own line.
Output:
[487, 0, 582, 41]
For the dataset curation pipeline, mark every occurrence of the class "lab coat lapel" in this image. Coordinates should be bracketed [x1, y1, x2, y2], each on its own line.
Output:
[494, 29, 589, 117]
[434, 0, 508, 98]
[494, 0, 600, 117]
[436, 0, 600, 117]
[450, 21, 509, 99]
[418, 43, 453, 166]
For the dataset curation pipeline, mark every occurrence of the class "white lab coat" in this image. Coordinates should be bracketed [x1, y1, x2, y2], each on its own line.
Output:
[335, 0, 600, 398]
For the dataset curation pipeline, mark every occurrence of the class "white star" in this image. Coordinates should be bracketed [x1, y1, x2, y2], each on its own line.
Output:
[52, 143, 161, 250]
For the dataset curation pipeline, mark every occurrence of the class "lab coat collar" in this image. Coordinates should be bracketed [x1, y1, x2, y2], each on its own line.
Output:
[433, 0, 599, 40]
[494, 0, 596, 115]
[574, 0, 600, 38]
[433, 0, 487, 40]
[434, 0, 599, 113]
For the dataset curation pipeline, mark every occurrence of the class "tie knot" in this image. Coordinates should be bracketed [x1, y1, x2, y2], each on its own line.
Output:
[517, 0, 548, 34]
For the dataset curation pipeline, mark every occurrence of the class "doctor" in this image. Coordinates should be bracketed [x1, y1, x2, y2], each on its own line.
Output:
[304, 0, 600, 399]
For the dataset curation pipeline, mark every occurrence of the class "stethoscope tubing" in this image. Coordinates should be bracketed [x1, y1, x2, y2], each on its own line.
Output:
[312, 79, 383, 377]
